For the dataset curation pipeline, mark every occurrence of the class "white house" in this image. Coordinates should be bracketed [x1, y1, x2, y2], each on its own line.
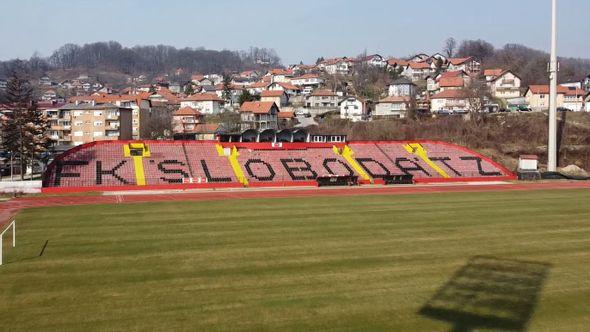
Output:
[374, 96, 410, 118]
[387, 78, 417, 97]
[180, 93, 224, 114]
[410, 54, 430, 62]
[322, 58, 354, 75]
[291, 74, 324, 89]
[191, 75, 213, 86]
[430, 90, 470, 113]
[562, 87, 586, 112]
[484, 69, 522, 99]
[447, 57, 481, 74]
[247, 81, 272, 95]
[339, 97, 369, 122]
[357, 54, 387, 68]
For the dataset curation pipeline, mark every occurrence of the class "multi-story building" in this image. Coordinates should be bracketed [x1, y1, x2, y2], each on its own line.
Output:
[172, 107, 204, 134]
[304, 89, 339, 109]
[484, 69, 522, 99]
[239, 101, 279, 131]
[290, 74, 324, 90]
[56, 102, 133, 146]
[447, 57, 481, 74]
[374, 96, 411, 118]
[387, 78, 417, 97]
[179, 93, 224, 115]
[430, 90, 470, 113]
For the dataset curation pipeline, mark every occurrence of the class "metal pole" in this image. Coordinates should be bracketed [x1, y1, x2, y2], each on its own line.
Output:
[548, 0, 558, 171]
[0, 235, 3, 265]
[12, 221, 15, 247]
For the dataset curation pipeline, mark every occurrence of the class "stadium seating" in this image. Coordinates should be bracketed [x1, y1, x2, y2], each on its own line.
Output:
[236, 147, 356, 184]
[42, 140, 514, 190]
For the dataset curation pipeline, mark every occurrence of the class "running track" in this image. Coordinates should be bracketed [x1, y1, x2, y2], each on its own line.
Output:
[2, 181, 590, 226]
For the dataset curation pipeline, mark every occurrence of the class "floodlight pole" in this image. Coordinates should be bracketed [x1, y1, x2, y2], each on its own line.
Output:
[548, 0, 558, 172]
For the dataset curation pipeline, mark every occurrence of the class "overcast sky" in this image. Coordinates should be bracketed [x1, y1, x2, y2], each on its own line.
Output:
[1, 0, 588, 65]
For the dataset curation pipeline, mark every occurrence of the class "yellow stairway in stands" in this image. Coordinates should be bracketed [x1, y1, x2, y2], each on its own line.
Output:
[124, 142, 151, 186]
[334, 145, 372, 182]
[403, 143, 450, 178]
[216, 144, 249, 186]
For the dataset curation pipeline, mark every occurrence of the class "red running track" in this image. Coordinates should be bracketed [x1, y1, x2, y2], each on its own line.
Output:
[2, 181, 590, 226]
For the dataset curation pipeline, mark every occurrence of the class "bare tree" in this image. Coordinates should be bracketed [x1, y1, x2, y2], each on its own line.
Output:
[464, 78, 491, 125]
[443, 37, 457, 58]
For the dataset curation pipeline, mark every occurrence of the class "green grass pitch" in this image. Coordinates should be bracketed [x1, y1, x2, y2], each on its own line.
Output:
[1, 189, 590, 331]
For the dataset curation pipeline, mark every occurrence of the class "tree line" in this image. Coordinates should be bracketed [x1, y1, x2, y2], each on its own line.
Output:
[447, 38, 590, 86]
[0, 42, 282, 79]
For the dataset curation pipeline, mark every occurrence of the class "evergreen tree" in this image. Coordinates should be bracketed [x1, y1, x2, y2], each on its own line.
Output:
[184, 83, 195, 95]
[0, 71, 52, 179]
[237, 89, 256, 106]
[222, 75, 232, 103]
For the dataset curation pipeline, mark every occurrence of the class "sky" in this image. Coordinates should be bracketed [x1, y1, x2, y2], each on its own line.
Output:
[0, 0, 588, 65]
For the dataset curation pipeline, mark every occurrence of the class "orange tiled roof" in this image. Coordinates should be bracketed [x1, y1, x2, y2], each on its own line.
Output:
[240, 101, 277, 114]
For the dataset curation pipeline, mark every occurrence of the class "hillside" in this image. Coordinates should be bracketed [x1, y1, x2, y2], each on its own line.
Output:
[312, 112, 590, 172]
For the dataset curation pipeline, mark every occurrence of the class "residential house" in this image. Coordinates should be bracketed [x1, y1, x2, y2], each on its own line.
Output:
[562, 87, 586, 112]
[212, 84, 243, 105]
[386, 58, 409, 73]
[387, 78, 417, 97]
[339, 96, 369, 122]
[247, 81, 272, 95]
[357, 54, 387, 68]
[524, 85, 586, 112]
[0, 77, 7, 90]
[41, 89, 58, 101]
[321, 58, 354, 75]
[239, 101, 279, 131]
[268, 82, 301, 96]
[291, 74, 324, 90]
[205, 74, 224, 86]
[278, 111, 295, 127]
[484, 69, 522, 99]
[374, 96, 411, 118]
[430, 90, 470, 113]
[58, 102, 133, 146]
[427, 71, 469, 93]
[180, 93, 224, 115]
[447, 57, 481, 74]
[260, 90, 289, 107]
[265, 69, 293, 83]
[172, 106, 204, 134]
[304, 89, 339, 110]
[239, 70, 260, 80]
[430, 53, 449, 66]
[403, 62, 434, 81]
[191, 75, 213, 86]
[410, 54, 430, 62]
[584, 93, 590, 111]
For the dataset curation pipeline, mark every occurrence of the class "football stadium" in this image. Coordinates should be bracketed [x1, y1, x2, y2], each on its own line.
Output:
[1, 138, 590, 331]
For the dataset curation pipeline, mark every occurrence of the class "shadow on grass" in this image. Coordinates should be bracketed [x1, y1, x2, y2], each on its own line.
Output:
[419, 256, 551, 332]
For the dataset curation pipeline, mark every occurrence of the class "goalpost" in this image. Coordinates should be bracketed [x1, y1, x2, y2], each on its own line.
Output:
[0, 220, 16, 266]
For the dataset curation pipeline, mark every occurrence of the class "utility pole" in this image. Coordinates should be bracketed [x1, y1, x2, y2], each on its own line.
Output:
[547, 0, 558, 172]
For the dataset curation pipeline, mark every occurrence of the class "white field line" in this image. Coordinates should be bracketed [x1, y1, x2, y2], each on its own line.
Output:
[102, 181, 512, 196]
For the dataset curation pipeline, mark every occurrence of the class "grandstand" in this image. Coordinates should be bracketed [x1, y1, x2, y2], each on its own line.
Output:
[42, 140, 514, 192]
